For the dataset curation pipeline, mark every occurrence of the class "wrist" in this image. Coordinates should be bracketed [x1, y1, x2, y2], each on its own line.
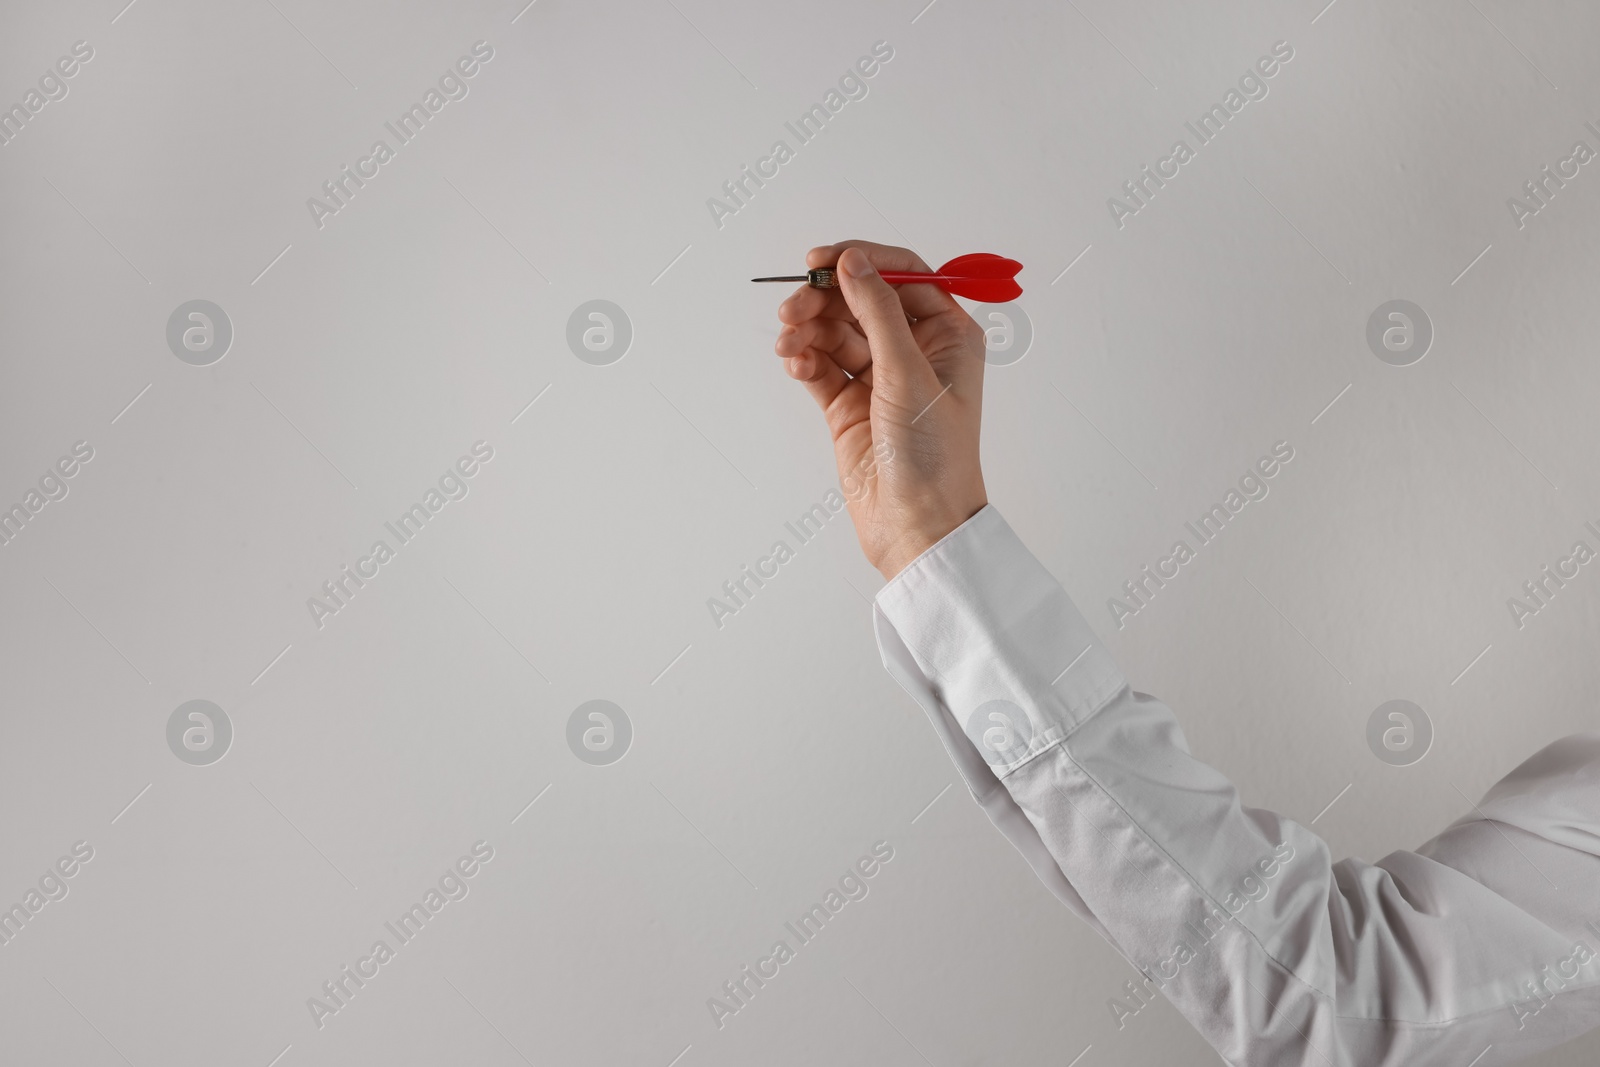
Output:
[875, 501, 988, 581]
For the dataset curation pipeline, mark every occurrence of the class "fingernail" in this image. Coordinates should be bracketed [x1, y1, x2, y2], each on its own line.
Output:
[843, 250, 876, 278]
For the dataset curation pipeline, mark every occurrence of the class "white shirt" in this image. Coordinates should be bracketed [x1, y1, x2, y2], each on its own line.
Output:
[872, 505, 1600, 1066]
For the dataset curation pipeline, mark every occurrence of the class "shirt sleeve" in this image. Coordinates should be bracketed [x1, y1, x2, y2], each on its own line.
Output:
[872, 504, 1600, 1067]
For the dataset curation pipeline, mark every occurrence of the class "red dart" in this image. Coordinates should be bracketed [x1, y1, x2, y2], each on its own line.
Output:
[752, 253, 1023, 303]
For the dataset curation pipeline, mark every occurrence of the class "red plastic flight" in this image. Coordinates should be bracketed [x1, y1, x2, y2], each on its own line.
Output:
[752, 253, 1023, 303]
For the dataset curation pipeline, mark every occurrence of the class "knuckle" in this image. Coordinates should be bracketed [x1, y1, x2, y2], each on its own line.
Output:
[961, 317, 987, 349]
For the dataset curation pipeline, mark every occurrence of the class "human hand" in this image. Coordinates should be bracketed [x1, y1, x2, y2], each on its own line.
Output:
[775, 240, 989, 582]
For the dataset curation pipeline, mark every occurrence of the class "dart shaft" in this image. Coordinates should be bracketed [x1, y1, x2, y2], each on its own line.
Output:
[879, 272, 952, 284]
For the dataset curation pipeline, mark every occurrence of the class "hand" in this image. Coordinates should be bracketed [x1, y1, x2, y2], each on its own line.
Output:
[775, 240, 990, 582]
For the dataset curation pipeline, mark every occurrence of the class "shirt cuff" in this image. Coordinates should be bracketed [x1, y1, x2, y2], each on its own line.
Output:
[871, 504, 1127, 780]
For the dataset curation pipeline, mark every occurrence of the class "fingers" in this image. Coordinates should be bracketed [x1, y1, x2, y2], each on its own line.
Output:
[835, 248, 938, 396]
[775, 317, 872, 376]
[781, 238, 953, 325]
[775, 239, 970, 432]
[808, 240, 960, 321]
[777, 283, 871, 327]
[807, 240, 930, 272]
[782, 347, 868, 441]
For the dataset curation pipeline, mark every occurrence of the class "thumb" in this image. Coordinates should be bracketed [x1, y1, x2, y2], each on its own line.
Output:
[836, 248, 938, 396]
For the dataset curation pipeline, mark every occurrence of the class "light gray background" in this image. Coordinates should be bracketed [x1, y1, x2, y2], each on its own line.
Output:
[2, 1, 1597, 1064]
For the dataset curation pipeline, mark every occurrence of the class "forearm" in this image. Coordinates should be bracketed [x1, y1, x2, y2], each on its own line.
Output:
[872, 505, 1600, 1065]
